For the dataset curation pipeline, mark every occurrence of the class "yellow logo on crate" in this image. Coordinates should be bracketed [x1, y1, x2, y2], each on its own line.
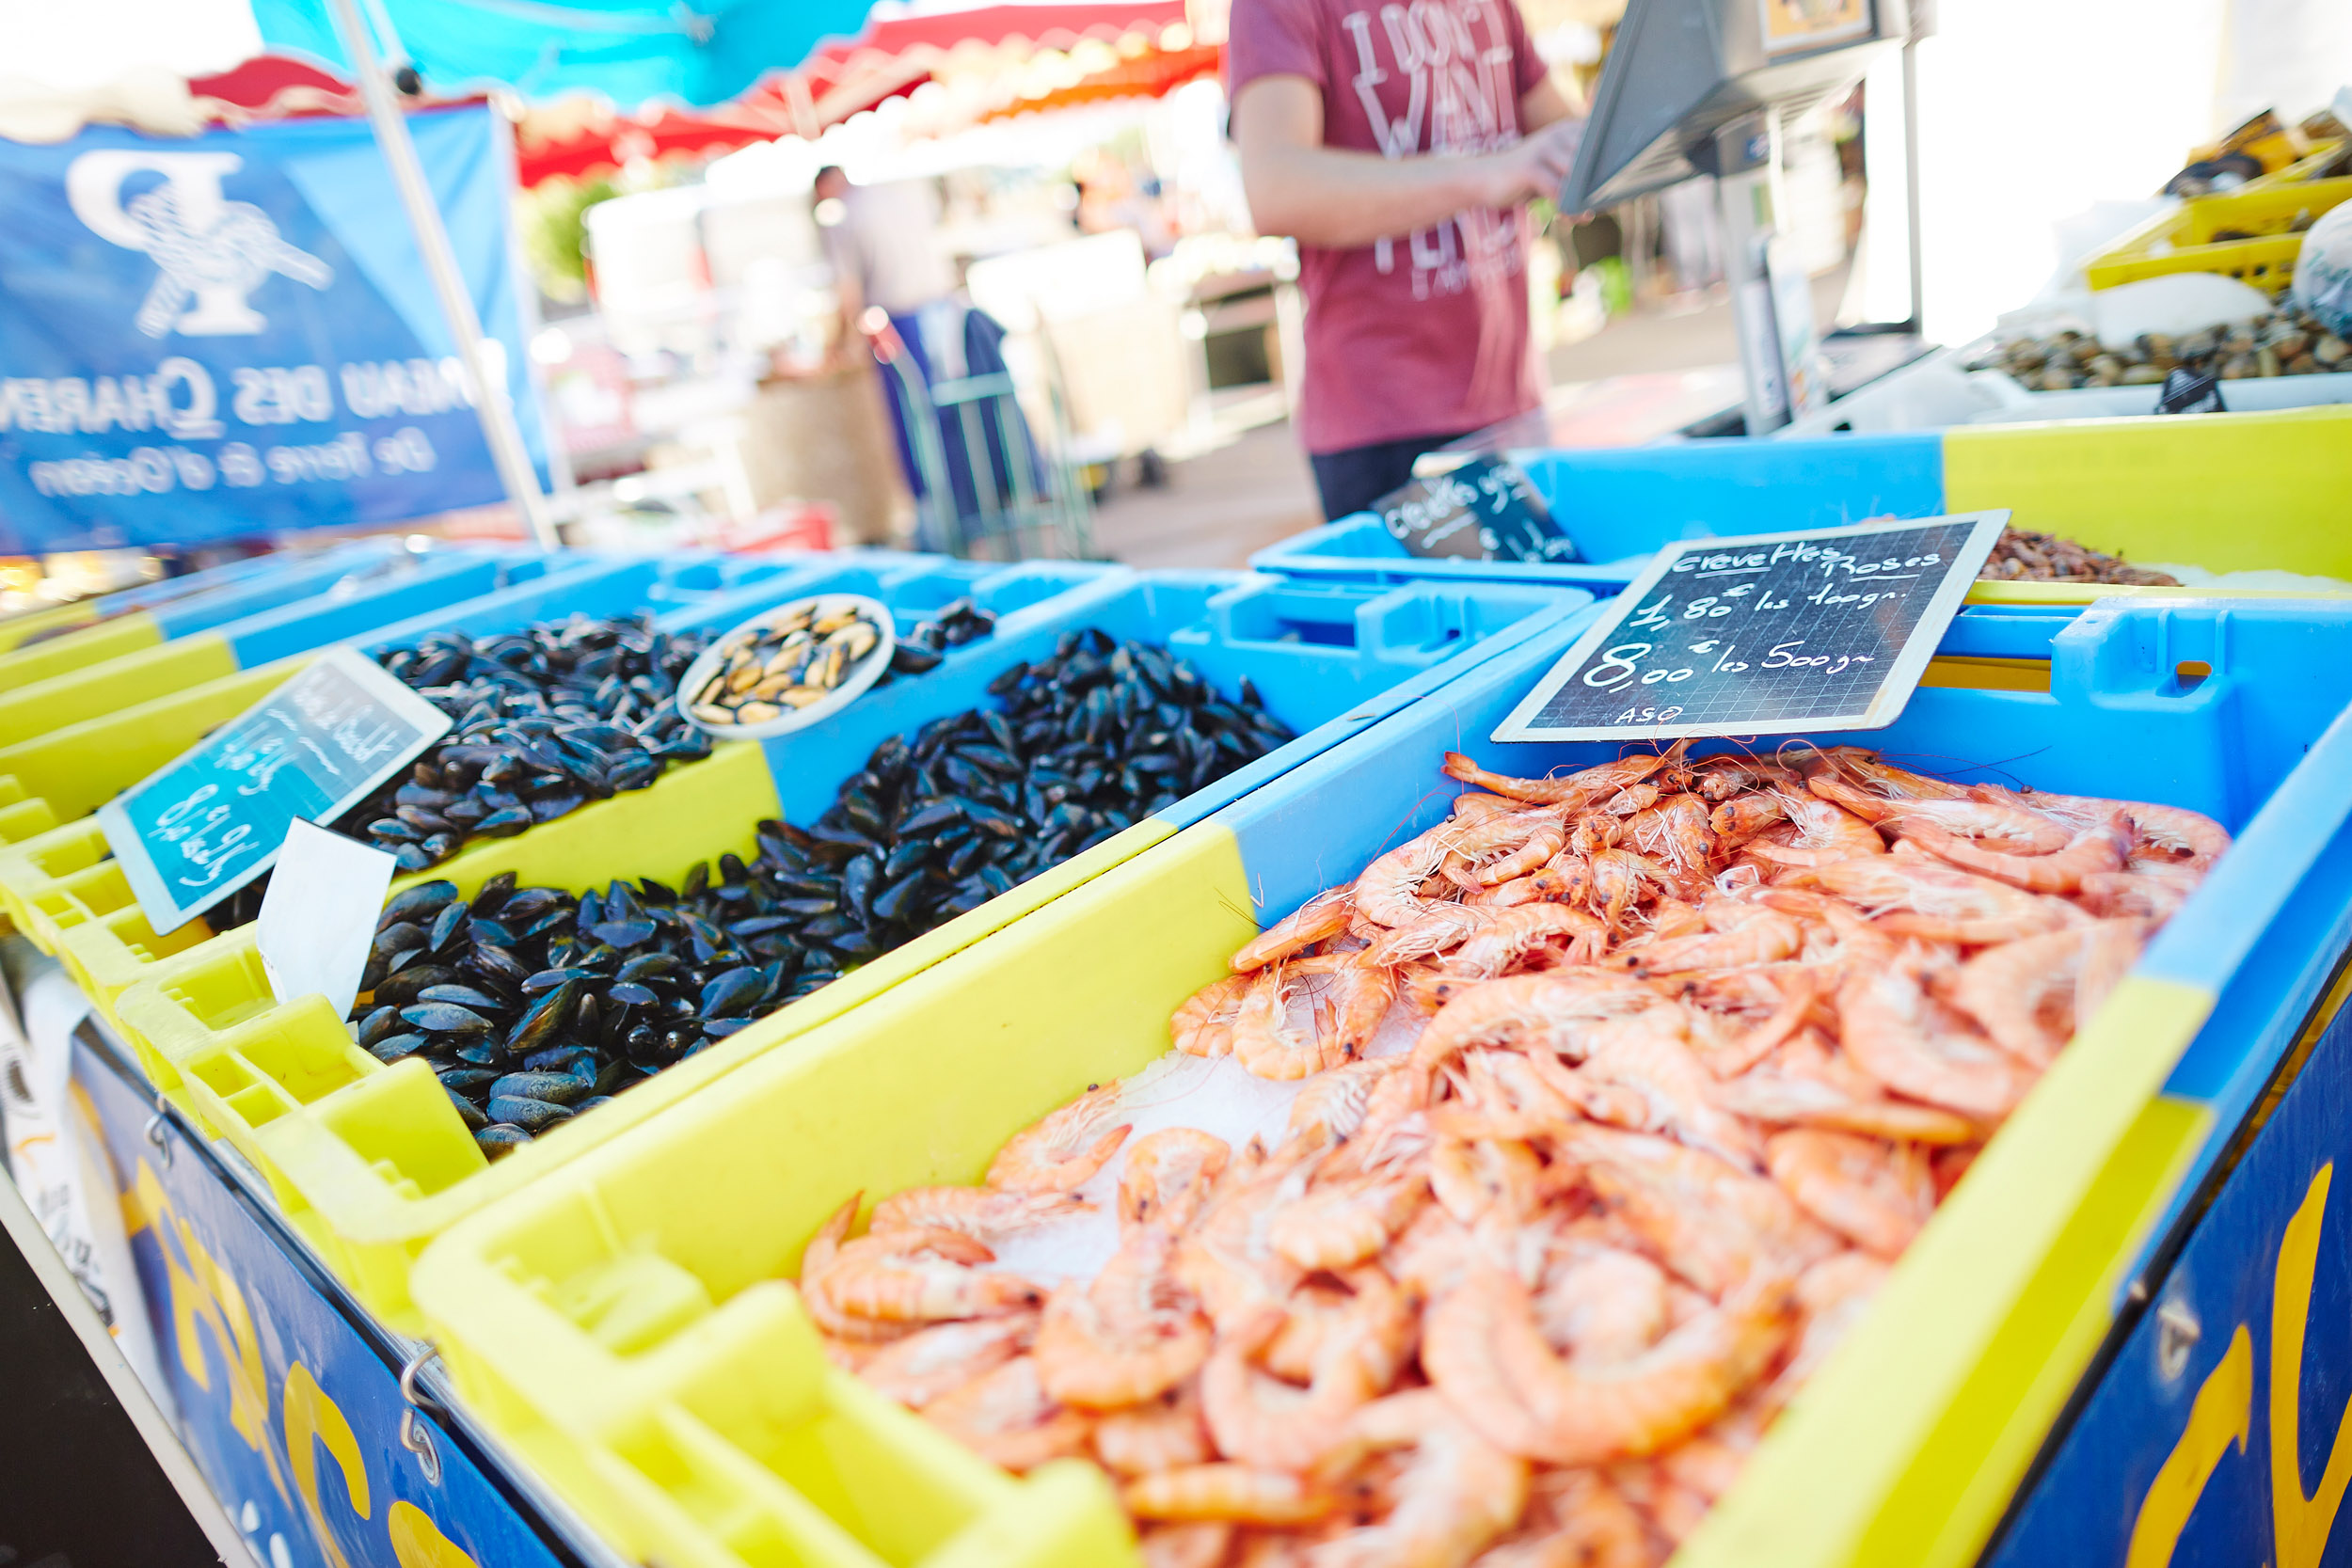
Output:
[2132, 1164, 2352, 1565]
[135, 1155, 484, 1568]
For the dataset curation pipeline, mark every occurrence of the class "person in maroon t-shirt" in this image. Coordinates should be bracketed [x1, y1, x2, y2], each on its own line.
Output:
[1227, 0, 1583, 519]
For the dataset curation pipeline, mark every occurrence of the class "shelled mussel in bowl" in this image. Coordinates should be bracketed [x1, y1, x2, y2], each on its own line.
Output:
[681, 594, 896, 737]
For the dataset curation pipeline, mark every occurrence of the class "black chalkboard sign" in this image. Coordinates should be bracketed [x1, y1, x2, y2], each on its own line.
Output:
[1494, 513, 2009, 742]
[1375, 455, 1581, 564]
[98, 647, 451, 933]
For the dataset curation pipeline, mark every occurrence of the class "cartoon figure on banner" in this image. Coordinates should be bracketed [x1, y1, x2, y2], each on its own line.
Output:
[65, 150, 332, 338]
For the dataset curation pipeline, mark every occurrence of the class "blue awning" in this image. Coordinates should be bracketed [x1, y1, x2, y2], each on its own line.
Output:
[251, 0, 874, 108]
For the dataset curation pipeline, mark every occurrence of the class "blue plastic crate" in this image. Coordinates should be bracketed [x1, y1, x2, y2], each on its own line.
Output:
[1251, 432, 1949, 589]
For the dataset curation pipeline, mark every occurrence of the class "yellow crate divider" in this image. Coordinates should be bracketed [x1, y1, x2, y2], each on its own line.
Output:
[0, 611, 167, 694]
[110, 736, 1184, 1335]
[0, 628, 241, 752]
[2081, 174, 2352, 293]
[0, 598, 104, 657]
[1945, 405, 2352, 578]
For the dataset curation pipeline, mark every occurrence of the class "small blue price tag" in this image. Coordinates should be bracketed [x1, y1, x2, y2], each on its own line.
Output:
[98, 646, 452, 934]
[1375, 455, 1581, 565]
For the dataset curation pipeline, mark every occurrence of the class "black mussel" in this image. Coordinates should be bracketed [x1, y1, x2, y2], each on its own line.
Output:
[486, 1096, 574, 1133]
[476, 1125, 532, 1159]
[700, 966, 765, 1017]
[418, 984, 508, 1014]
[373, 965, 459, 1007]
[488, 1070, 591, 1107]
[405, 1001, 494, 1037]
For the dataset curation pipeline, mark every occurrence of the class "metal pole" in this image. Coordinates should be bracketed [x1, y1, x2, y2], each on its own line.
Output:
[324, 0, 560, 548]
[1901, 37, 1926, 335]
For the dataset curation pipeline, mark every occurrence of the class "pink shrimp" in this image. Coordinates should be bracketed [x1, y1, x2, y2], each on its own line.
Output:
[805, 1226, 1044, 1324]
[1946, 918, 2146, 1068]
[856, 1313, 1038, 1409]
[1286, 1056, 1406, 1147]
[1033, 1227, 1213, 1409]
[1269, 1170, 1428, 1270]
[1896, 811, 2132, 895]
[1364, 903, 1510, 966]
[1713, 1058, 1979, 1146]
[2079, 862, 2204, 921]
[1756, 1251, 1890, 1418]
[1122, 1465, 1338, 1526]
[1606, 901, 1803, 977]
[795, 1195, 916, 1344]
[1549, 1125, 1837, 1296]
[1411, 972, 1662, 1072]
[1567, 1006, 1766, 1172]
[1834, 959, 2037, 1119]
[1709, 793, 1788, 842]
[1590, 847, 1670, 927]
[1427, 1265, 1791, 1465]
[1820, 751, 1972, 800]
[1764, 1130, 1935, 1259]
[1795, 855, 2075, 944]
[1202, 1289, 1405, 1472]
[1740, 791, 1887, 868]
[1094, 1383, 1214, 1476]
[1120, 1128, 1232, 1232]
[1470, 863, 1591, 908]
[1140, 1525, 1233, 1568]
[1353, 833, 1455, 927]
[986, 1082, 1133, 1192]
[1321, 959, 1401, 1060]
[1171, 974, 1250, 1057]
[1232, 963, 1344, 1081]
[1534, 1242, 1671, 1362]
[923, 1354, 1092, 1472]
[867, 1185, 1089, 1241]
[1809, 774, 2069, 853]
[1233, 887, 1358, 973]
[1309, 1390, 1529, 1568]
[1439, 746, 1681, 809]
[1476, 819, 1571, 885]
[1994, 785, 2231, 868]
[1626, 794, 1715, 874]
[1443, 902, 1609, 977]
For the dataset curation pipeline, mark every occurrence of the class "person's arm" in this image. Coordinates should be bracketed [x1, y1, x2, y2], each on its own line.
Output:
[1519, 72, 1582, 134]
[1232, 74, 1582, 249]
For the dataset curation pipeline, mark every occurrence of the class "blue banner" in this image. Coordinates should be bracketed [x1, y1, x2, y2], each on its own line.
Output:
[0, 105, 548, 554]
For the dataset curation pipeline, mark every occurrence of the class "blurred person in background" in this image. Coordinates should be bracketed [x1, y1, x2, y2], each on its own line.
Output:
[813, 166, 1039, 551]
[1228, 1, 1585, 520]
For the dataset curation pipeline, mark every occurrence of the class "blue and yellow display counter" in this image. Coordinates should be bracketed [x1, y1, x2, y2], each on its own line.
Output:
[1253, 405, 2352, 600]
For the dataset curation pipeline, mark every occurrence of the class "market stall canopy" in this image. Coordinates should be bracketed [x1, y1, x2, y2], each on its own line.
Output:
[507, 0, 1207, 186]
[249, 0, 874, 107]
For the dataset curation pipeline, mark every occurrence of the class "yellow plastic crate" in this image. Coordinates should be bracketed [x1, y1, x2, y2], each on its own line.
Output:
[407, 596, 2352, 1568]
[0, 611, 166, 692]
[0, 631, 244, 752]
[109, 740, 1179, 1334]
[0, 598, 104, 657]
[2082, 175, 2352, 293]
[1946, 404, 2352, 578]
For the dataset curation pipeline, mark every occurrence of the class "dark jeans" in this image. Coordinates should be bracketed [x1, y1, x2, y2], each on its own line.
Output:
[1309, 430, 1477, 521]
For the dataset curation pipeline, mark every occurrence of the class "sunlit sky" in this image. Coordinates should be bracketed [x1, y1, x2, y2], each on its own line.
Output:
[3, 0, 262, 89]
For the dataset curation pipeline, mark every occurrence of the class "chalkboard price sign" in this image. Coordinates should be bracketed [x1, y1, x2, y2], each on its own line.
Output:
[99, 647, 453, 933]
[1375, 455, 1581, 564]
[1493, 512, 2010, 743]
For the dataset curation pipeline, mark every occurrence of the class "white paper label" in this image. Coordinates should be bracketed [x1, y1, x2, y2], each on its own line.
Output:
[257, 819, 399, 1022]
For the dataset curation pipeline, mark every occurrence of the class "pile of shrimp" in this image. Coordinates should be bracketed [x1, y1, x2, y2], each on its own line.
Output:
[796, 741, 2227, 1568]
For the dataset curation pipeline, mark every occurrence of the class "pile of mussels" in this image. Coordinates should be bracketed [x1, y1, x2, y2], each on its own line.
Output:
[350, 626, 1295, 1157]
[351, 615, 717, 872]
